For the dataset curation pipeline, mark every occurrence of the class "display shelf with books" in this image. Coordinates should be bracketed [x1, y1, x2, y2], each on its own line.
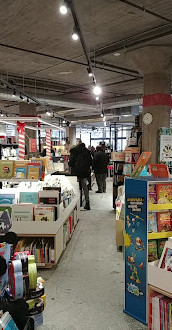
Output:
[124, 177, 172, 325]
[111, 152, 125, 208]
[7, 175, 80, 269]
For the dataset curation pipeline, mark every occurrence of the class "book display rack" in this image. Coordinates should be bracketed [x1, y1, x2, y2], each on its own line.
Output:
[124, 177, 172, 325]
[0, 173, 80, 269]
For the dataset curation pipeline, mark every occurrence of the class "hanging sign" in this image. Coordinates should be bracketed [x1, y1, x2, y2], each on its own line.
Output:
[29, 139, 37, 153]
[124, 178, 147, 324]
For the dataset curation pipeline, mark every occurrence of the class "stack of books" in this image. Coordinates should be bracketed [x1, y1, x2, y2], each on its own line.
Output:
[149, 293, 172, 329]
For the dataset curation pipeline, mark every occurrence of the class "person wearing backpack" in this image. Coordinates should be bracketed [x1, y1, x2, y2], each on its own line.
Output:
[69, 142, 92, 210]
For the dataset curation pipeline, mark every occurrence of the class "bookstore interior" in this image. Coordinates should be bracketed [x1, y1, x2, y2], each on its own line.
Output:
[0, 1, 172, 329]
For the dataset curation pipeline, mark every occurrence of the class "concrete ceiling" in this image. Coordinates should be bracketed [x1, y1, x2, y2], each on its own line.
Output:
[0, 0, 172, 124]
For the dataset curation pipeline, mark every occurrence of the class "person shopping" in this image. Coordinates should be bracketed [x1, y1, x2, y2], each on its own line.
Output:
[69, 142, 92, 210]
[93, 146, 109, 193]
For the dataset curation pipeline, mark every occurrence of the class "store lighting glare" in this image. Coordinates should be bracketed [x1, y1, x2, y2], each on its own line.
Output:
[93, 85, 102, 96]
[46, 111, 51, 116]
[59, 2, 68, 15]
[72, 27, 79, 41]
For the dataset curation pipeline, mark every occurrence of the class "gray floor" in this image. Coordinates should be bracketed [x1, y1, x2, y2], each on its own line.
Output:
[39, 179, 147, 330]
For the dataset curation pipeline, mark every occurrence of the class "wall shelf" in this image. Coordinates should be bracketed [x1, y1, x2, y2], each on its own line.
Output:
[148, 231, 172, 240]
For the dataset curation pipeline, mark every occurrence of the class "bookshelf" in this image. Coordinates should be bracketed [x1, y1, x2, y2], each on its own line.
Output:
[149, 203, 172, 211]
[148, 231, 172, 240]
[124, 177, 172, 325]
[6, 175, 80, 269]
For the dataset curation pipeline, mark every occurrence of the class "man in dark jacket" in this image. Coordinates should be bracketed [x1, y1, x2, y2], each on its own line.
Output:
[93, 146, 109, 193]
[69, 143, 92, 210]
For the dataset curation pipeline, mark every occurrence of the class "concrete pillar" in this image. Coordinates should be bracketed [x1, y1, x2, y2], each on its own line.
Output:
[66, 126, 76, 150]
[19, 103, 38, 158]
[126, 46, 172, 163]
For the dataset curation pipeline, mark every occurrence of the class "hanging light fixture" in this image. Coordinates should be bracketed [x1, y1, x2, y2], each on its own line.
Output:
[103, 116, 106, 122]
[93, 84, 102, 96]
[96, 96, 99, 101]
[27, 98, 30, 104]
[101, 111, 104, 118]
[46, 111, 51, 116]
[0, 111, 3, 117]
[20, 93, 24, 100]
[59, 1, 68, 15]
[13, 90, 16, 97]
[87, 67, 93, 77]
[72, 27, 79, 41]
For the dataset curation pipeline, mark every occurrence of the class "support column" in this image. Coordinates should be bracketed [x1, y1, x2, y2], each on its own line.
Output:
[66, 126, 76, 150]
[19, 103, 38, 158]
[126, 46, 172, 163]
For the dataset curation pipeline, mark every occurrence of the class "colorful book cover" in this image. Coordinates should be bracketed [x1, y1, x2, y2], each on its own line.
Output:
[160, 248, 172, 271]
[19, 192, 38, 204]
[0, 160, 14, 179]
[27, 166, 40, 180]
[158, 239, 167, 259]
[157, 184, 172, 204]
[34, 206, 55, 221]
[123, 163, 132, 175]
[0, 206, 12, 216]
[148, 240, 158, 262]
[148, 213, 158, 233]
[157, 212, 172, 232]
[0, 194, 15, 204]
[16, 167, 27, 179]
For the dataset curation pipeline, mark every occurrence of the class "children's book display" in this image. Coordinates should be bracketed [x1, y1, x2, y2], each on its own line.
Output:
[0, 210, 46, 329]
[159, 127, 172, 175]
[123, 147, 140, 176]
[0, 159, 54, 180]
[149, 239, 172, 329]
[124, 177, 172, 325]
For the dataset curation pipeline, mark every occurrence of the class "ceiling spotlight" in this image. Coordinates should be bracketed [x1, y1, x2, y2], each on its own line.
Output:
[46, 111, 51, 116]
[93, 85, 102, 96]
[63, 118, 66, 124]
[13, 90, 16, 97]
[72, 27, 79, 41]
[101, 111, 104, 118]
[96, 96, 99, 101]
[27, 98, 30, 104]
[59, 2, 68, 15]
[0, 111, 3, 117]
[87, 67, 93, 77]
[103, 116, 106, 122]
[20, 93, 23, 100]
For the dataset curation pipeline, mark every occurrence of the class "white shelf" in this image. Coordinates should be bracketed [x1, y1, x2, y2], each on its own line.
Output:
[0, 178, 39, 182]
[11, 195, 80, 236]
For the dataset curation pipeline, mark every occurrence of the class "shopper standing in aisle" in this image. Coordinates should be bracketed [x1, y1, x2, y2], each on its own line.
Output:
[93, 146, 109, 193]
[69, 142, 92, 210]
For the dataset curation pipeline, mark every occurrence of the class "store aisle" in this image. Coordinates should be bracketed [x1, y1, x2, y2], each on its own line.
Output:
[40, 179, 146, 330]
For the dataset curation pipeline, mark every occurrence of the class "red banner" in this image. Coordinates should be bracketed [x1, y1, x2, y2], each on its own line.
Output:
[143, 93, 172, 107]
[29, 138, 37, 153]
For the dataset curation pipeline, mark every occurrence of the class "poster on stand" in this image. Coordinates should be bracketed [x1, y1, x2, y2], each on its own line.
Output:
[29, 138, 37, 153]
[159, 134, 172, 163]
[124, 178, 147, 325]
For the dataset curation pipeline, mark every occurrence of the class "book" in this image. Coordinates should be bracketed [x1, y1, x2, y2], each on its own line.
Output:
[156, 183, 172, 204]
[148, 212, 158, 233]
[0, 206, 12, 216]
[157, 212, 172, 232]
[19, 192, 38, 204]
[12, 204, 33, 221]
[157, 239, 167, 259]
[0, 194, 15, 204]
[27, 166, 40, 180]
[39, 190, 60, 205]
[27, 162, 42, 180]
[0, 160, 14, 179]
[0, 311, 19, 330]
[34, 206, 55, 222]
[152, 294, 163, 330]
[13, 161, 28, 178]
[148, 240, 158, 262]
